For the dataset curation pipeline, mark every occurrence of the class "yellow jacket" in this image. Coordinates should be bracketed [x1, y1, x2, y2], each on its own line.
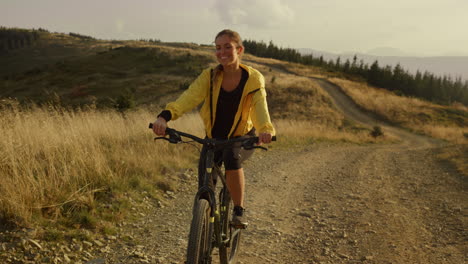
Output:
[166, 63, 275, 138]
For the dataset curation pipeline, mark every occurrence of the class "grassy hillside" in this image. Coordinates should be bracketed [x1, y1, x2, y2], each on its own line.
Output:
[1, 29, 466, 233]
[1, 31, 213, 107]
[329, 78, 468, 143]
[1, 30, 104, 75]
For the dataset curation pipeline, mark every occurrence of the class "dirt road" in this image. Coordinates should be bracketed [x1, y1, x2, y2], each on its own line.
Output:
[93, 78, 466, 264]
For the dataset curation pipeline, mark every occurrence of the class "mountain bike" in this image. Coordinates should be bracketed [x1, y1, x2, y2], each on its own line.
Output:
[149, 124, 275, 264]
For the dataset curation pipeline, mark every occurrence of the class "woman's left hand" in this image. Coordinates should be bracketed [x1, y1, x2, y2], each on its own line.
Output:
[258, 132, 272, 145]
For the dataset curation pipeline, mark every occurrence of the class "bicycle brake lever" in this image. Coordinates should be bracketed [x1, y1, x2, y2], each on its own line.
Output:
[244, 145, 268, 151]
[167, 130, 182, 143]
[154, 136, 170, 141]
[154, 136, 182, 144]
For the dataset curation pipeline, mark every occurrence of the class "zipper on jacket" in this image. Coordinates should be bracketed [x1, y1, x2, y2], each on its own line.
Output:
[209, 69, 213, 126]
[229, 88, 261, 138]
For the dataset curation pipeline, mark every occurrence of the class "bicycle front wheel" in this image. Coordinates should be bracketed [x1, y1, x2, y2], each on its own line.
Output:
[186, 199, 212, 264]
[219, 193, 242, 264]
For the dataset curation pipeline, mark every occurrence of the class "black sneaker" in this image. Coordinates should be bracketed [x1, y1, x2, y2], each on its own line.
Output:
[231, 206, 248, 229]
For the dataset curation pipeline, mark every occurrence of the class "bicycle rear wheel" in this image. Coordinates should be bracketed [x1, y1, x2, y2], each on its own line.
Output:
[186, 199, 212, 264]
[219, 191, 242, 264]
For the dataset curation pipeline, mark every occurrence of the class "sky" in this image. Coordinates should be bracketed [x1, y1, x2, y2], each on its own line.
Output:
[1, 0, 468, 57]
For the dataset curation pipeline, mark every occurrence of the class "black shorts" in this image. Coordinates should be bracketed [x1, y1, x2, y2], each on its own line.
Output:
[197, 130, 255, 187]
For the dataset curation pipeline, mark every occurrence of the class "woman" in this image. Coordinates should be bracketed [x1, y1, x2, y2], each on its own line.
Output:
[152, 29, 275, 227]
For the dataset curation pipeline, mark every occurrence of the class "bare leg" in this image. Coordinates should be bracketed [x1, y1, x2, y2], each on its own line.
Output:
[225, 169, 244, 207]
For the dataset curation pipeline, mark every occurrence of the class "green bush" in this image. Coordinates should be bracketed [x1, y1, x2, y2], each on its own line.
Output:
[115, 89, 135, 111]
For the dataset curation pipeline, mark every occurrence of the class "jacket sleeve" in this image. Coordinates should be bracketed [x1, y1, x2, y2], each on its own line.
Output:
[165, 69, 210, 120]
[250, 75, 276, 135]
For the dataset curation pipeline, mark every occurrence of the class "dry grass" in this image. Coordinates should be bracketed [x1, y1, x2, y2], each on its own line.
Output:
[329, 78, 468, 144]
[437, 145, 468, 175]
[243, 55, 327, 78]
[244, 59, 343, 126]
[274, 119, 396, 145]
[0, 99, 388, 227]
[0, 101, 203, 226]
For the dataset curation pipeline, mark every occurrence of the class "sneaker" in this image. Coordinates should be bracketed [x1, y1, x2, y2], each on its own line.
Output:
[231, 206, 248, 229]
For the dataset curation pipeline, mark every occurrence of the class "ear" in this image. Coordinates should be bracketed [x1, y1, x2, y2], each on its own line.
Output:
[237, 46, 244, 55]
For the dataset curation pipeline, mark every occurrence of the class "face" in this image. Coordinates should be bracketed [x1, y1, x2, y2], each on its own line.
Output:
[215, 34, 243, 67]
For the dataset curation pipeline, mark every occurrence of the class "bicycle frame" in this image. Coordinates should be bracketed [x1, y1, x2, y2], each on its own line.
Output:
[191, 137, 244, 252]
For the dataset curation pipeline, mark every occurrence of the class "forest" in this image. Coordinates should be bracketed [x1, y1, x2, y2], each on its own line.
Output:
[0, 27, 95, 52]
[243, 39, 468, 105]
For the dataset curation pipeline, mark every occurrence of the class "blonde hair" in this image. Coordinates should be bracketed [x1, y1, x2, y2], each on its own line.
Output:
[215, 29, 244, 51]
[212, 29, 244, 83]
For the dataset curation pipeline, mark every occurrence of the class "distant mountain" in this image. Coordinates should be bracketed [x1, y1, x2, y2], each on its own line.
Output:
[366, 47, 409, 57]
[298, 48, 468, 81]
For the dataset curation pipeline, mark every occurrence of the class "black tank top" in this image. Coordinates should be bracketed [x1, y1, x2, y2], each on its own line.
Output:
[211, 68, 249, 139]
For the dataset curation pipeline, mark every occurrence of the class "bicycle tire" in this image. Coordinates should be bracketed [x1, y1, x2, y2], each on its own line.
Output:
[219, 192, 242, 264]
[186, 199, 212, 264]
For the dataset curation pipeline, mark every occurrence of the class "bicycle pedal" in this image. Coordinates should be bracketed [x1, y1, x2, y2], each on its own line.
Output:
[230, 221, 248, 229]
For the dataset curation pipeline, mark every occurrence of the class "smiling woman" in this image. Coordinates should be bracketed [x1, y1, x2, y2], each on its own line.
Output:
[151, 29, 275, 228]
[215, 34, 243, 69]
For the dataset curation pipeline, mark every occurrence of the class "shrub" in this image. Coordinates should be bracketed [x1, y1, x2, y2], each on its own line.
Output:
[371, 126, 384, 138]
[179, 81, 190, 90]
[115, 89, 135, 111]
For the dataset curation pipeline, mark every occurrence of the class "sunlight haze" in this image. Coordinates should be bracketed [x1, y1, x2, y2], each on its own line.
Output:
[1, 0, 467, 57]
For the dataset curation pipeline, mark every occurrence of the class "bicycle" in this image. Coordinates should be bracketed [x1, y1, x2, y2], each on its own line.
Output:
[149, 123, 275, 264]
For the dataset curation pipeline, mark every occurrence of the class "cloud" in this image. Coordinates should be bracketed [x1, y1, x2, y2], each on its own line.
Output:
[214, 0, 294, 29]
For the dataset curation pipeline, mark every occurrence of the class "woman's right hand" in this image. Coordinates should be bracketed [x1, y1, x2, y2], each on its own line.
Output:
[152, 117, 168, 136]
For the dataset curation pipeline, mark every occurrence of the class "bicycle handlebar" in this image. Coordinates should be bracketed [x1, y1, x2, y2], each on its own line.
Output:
[149, 123, 276, 150]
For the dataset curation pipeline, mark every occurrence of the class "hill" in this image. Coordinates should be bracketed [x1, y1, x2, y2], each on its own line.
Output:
[1, 28, 215, 108]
